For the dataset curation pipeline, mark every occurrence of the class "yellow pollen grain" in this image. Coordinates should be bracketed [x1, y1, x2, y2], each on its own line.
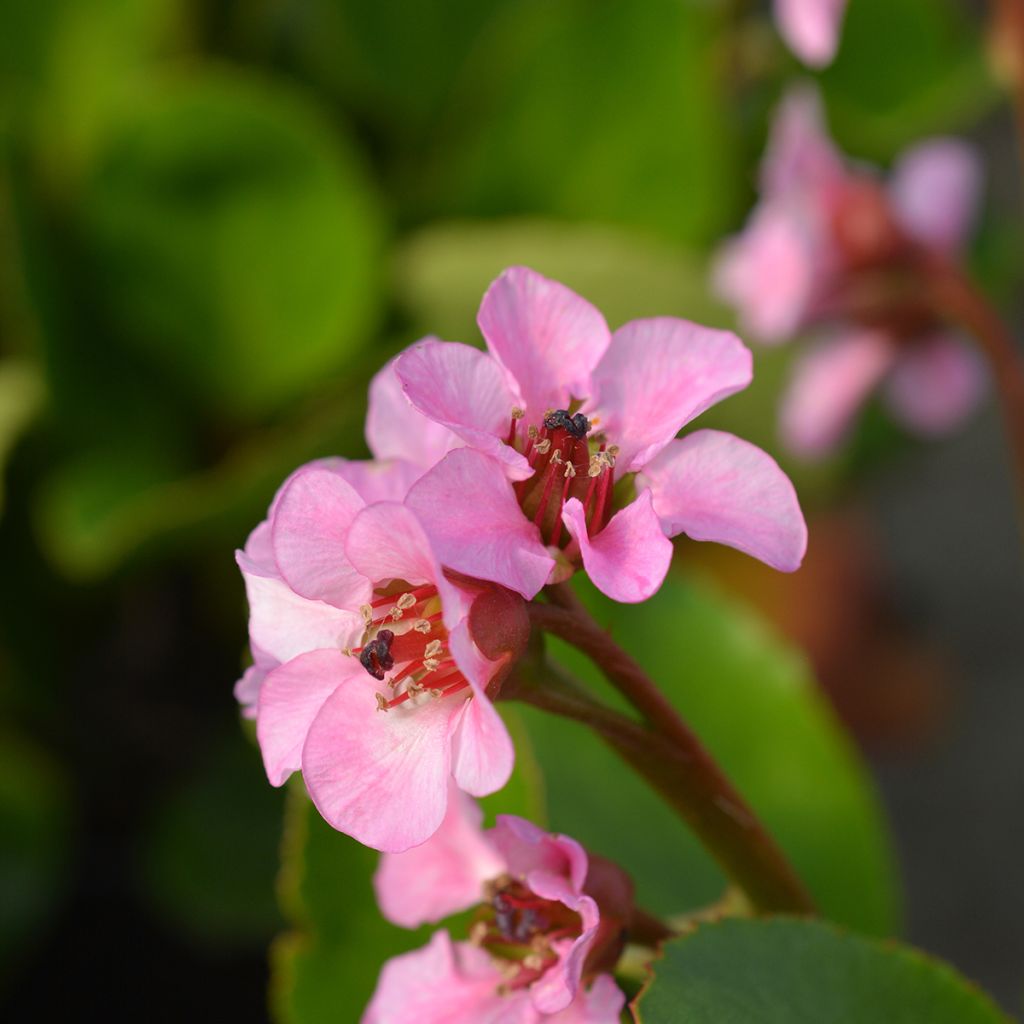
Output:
[396, 593, 417, 610]
[527, 425, 539, 439]
[534, 438, 551, 454]
[424, 639, 443, 659]
[375, 693, 389, 712]
[511, 406, 525, 419]
[564, 462, 576, 479]
[360, 604, 373, 626]
[423, 657, 440, 673]
[413, 618, 432, 633]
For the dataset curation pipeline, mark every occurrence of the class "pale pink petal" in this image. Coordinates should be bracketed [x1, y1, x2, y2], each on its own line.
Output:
[639, 430, 807, 572]
[406, 449, 555, 599]
[395, 340, 529, 479]
[714, 202, 818, 344]
[301, 669, 467, 852]
[256, 649, 362, 787]
[490, 816, 589, 895]
[889, 139, 981, 254]
[362, 931, 536, 1024]
[234, 644, 275, 719]
[270, 466, 372, 608]
[448, 619, 515, 797]
[562, 494, 673, 604]
[587, 318, 752, 473]
[344, 502, 470, 630]
[373, 783, 506, 929]
[477, 267, 611, 419]
[546, 976, 625, 1024]
[761, 84, 844, 198]
[883, 333, 987, 436]
[781, 330, 898, 459]
[529, 923, 598, 1015]
[331, 458, 425, 504]
[236, 550, 363, 664]
[366, 350, 463, 468]
[774, 0, 849, 68]
[242, 519, 274, 571]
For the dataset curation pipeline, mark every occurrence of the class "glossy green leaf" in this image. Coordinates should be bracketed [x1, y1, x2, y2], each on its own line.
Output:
[518, 573, 899, 935]
[634, 918, 1009, 1023]
[80, 69, 383, 416]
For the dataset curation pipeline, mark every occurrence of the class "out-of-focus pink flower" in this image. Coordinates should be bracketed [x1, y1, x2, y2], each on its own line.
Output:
[389, 266, 806, 604]
[774, 0, 849, 67]
[715, 87, 986, 459]
[366, 806, 625, 1022]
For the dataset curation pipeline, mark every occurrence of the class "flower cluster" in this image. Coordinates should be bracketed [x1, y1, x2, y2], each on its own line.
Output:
[715, 87, 986, 458]
[235, 266, 808, 1016]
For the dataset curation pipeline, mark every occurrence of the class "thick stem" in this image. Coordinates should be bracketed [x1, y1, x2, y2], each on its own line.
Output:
[503, 652, 815, 916]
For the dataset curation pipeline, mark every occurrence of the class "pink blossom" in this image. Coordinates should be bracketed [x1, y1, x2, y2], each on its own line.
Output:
[774, 0, 849, 68]
[715, 87, 986, 459]
[366, 806, 625, 1022]
[390, 266, 806, 604]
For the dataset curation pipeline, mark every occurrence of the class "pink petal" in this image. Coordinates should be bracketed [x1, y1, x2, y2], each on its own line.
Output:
[366, 350, 463, 468]
[448, 619, 515, 797]
[490, 816, 589, 895]
[406, 449, 554, 599]
[774, 0, 849, 68]
[362, 931, 535, 1024]
[761, 85, 844, 198]
[780, 330, 898, 459]
[256, 649, 362, 787]
[301, 668, 467, 852]
[889, 139, 981, 254]
[270, 466, 372, 608]
[588, 318, 753, 473]
[331, 458, 425, 504]
[546, 976, 625, 1024]
[639, 430, 807, 572]
[883, 333, 987, 436]
[477, 267, 610, 420]
[344, 502, 470, 630]
[236, 549, 363, 665]
[373, 783, 506, 929]
[395, 339, 530, 480]
[713, 202, 819, 344]
[562, 493, 673, 604]
[234, 644, 276, 719]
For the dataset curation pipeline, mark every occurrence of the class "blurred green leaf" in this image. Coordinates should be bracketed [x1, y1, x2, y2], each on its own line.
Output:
[142, 728, 284, 948]
[0, 733, 69, 985]
[80, 69, 384, 416]
[395, 218, 731, 341]
[821, 0, 997, 159]
[272, 707, 544, 1023]
[0, 361, 45, 515]
[434, 0, 739, 245]
[634, 918, 1009, 1023]
[519, 573, 899, 935]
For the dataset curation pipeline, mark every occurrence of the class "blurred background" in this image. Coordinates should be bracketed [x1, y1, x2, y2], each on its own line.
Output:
[0, 0, 1021, 1019]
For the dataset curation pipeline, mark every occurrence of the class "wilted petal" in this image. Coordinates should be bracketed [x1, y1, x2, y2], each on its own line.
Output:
[302, 669, 466, 852]
[889, 139, 981, 254]
[780, 330, 897, 459]
[774, 0, 849, 68]
[883, 333, 986, 436]
[562, 494, 672, 604]
[395, 340, 529, 479]
[407, 449, 554, 599]
[256, 649, 361, 787]
[478, 267, 610, 420]
[271, 467, 372, 608]
[366, 351, 463, 468]
[373, 783, 506, 929]
[588, 318, 752, 472]
[640, 430, 807, 572]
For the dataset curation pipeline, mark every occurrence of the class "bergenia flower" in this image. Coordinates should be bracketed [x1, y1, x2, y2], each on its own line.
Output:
[390, 266, 807, 604]
[715, 86, 986, 459]
[774, 0, 849, 68]
[365, 799, 625, 1022]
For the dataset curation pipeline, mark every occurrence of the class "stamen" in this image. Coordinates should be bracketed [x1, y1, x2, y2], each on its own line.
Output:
[375, 693, 389, 712]
[413, 618, 433, 633]
[424, 639, 443, 659]
[396, 593, 417, 610]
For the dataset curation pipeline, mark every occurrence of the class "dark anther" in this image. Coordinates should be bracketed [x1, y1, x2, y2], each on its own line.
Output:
[543, 409, 590, 439]
[359, 629, 395, 680]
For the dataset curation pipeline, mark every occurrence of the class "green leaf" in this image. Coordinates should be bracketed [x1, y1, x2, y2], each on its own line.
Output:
[272, 707, 544, 1023]
[80, 69, 384, 416]
[519, 573, 899, 935]
[633, 918, 1010, 1023]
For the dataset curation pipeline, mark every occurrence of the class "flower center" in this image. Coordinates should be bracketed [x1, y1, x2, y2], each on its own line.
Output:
[507, 407, 619, 549]
[469, 874, 583, 992]
[350, 583, 470, 712]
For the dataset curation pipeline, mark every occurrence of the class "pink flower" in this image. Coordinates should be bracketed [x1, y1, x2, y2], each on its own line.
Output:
[774, 0, 849, 67]
[715, 87, 986, 459]
[366, 804, 625, 1022]
[390, 266, 806, 604]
